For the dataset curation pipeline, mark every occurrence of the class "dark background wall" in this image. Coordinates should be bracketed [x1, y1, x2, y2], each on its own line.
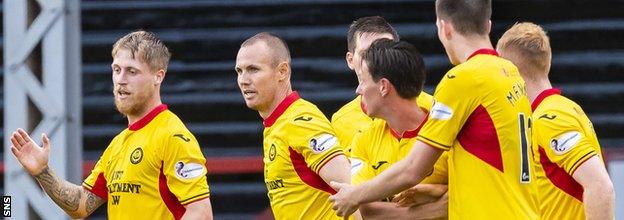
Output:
[1, 0, 623, 219]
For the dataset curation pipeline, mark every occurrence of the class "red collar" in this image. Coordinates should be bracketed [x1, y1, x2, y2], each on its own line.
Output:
[531, 88, 561, 111]
[467, 48, 499, 60]
[389, 111, 429, 140]
[263, 91, 300, 127]
[128, 104, 168, 131]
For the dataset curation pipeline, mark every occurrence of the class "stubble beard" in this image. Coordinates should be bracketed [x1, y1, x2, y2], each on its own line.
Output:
[114, 89, 152, 118]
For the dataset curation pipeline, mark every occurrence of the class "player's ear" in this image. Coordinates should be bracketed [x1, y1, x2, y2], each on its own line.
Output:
[346, 52, 355, 70]
[379, 78, 391, 97]
[155, 69, 165, 85]
[440, 19, 453, 39]
[486, 20, 492, 35]
[277, 62, 290, 82]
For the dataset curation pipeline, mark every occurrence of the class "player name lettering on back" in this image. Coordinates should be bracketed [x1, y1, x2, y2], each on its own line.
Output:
[506, 82, 528, 107]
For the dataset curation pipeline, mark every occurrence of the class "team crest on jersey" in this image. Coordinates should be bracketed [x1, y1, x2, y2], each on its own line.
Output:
[174, 161, 205, 179]
[269, 143, 277, 161]
[309, 133, 337, 153]
[430, 101, 453, 120]
[130, 147, 143, 164]
[550, 131, 582, 155]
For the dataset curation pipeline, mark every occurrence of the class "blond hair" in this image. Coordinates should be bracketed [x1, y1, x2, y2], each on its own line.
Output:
[111, 31, 171, 72]
[497, 22, 552, 79]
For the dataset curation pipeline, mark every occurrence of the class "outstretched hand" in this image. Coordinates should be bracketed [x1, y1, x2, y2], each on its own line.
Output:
[10, 128, 50, 176]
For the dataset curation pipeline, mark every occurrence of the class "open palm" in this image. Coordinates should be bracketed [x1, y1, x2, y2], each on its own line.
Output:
[10, 128, 50, 176]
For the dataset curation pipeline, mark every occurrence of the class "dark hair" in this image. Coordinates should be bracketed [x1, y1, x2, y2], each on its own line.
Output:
[436, 0, 491, 35]
[363, 39, 426, 99]
[347, 16, 399, 52]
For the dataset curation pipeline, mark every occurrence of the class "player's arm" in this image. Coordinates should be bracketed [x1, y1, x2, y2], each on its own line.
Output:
[405, 191, 448, 220]
[360, 180, 447, 218]
[319, 155, 351, 185]
[355, 149, 448, 220]
[162, 131, 213, 219]
[393, 184, 447, 207]
[318, 147, 364, 220]
[359, 198, 447, 220]
[572, 156, 614, 220]
[330, 141, 443, 216]
[293, 113, 351, 185]
[359, 202, 413, 220]
[35, 167, 105, 218]
[536, 109, 615, 220]
[182, 197, 214, 220]
[10, 129, 104, 218]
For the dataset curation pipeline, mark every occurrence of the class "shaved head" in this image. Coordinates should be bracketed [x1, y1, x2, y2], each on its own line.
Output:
[241, 32, 291, 67]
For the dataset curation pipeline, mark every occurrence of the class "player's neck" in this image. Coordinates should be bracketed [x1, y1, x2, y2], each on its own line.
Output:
[127, 96, 163, 125]
[259, 86, 293, 119]
[526, 78, 553, 104]
[381, 97, 426, 135]
[455, 35, 494, 64]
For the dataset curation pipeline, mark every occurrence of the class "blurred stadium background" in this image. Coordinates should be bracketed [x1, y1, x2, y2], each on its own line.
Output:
[2, 0, 624, 219]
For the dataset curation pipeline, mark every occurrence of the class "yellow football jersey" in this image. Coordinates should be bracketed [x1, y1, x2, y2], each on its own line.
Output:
[83, 104, 210, 220]
[332, 93, 433, 157]
[416, 49, 539, 219]
[531, 88, 603, 219]
[331, 96, 372, 157]
[351, 93, 448, 188]
[263, 92, 345, 220]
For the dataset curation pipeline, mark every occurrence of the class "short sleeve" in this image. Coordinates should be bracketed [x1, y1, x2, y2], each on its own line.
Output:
[417, 69, 480, 150]
[288, 112, 344, 174]
[161, 130, 210, 205]
[416, 91, 434, 111]
[82, 155, 109, 200]
[534, 109, 598, 175]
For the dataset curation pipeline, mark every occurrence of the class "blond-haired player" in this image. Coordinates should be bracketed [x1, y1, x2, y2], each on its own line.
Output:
[497, 22, 615, 220]
[10, 31, 213, 219]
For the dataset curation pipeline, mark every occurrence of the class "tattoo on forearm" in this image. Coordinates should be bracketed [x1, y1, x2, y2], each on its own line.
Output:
[85, 190, 103, 214]
[34, 167, 81, 212]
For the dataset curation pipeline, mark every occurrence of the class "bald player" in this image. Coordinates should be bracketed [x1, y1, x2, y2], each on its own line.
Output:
[235, 32, 351, 219]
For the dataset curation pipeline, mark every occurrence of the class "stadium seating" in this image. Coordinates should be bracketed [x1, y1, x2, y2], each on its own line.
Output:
[0, 0, 623, 219]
